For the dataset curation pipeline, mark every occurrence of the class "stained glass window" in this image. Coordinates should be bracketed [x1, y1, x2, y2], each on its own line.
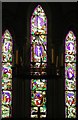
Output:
[30, 5, 47, 118]
[65, 31, 76, 118]
[1, 30, 13, 118]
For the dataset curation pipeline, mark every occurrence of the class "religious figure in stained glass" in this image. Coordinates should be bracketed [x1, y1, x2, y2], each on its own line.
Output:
[30, 5, 47, 118]
[1, 30, 13, 118]
[65, 31, 76, 118]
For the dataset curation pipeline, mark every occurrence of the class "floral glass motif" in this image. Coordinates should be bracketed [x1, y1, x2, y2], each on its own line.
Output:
[65, 31, 76, 118]
[31, 5, 47, 118]
[1, 30, 12, 118]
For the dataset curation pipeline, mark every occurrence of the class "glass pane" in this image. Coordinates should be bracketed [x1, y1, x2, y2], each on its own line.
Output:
[65, 91, 76, 107]
[2, 41, 12, 53]
[65, 31, 76, 118]
[31, 15, 38, 35]
[65, 78, 76, 90]
[31, 5, 47, 118]
[2, 30, 12, 118]
[2, 104, 12, 118]
[65, 41, 76, 55]
[2, 78, 12, 90]
[2, 90, 12, 105]
[2, 52, 12, 63]
[40, 115, 46, 118]
[65, 63, 76, 80]
[68, 107, 76, 118]
[31, 91, 46, 107]
[31, 35, 47, 63]
[31, 107, 38, 117]
[31, 5, 47, 35]
[40, 106, 46, 113]
[65, 54, 76, 63]
[31, 79, 47, 91]
[2, 63, 12, 79]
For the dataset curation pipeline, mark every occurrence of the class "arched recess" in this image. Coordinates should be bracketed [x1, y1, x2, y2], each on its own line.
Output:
[65, 30, 76, 118]
[25, 3, 52, 119]
[1, 29, 13, 118]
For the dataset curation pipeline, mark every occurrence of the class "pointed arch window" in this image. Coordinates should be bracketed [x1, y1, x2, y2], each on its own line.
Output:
[65, 31, 76, 118]
[30, 5, 47, 118]
[1, 30, 13, 118]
